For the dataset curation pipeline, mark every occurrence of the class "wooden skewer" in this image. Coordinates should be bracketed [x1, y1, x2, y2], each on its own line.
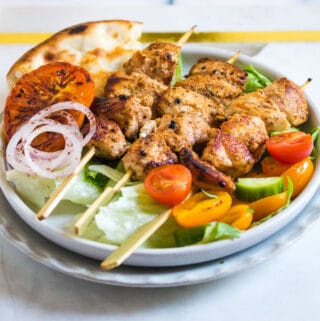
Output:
[100, 191, 193, 270]
[227, 50, 241, 64]
[100, 208, 172, 270]
[74, 169, 132, 236]
[36, 146, 96, 220]
[300, 78, 312, 91]
[176, 25, 197, 47]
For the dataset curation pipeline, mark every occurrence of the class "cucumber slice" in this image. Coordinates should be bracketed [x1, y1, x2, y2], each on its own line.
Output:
[170, 53, 182, 87]
[235, 177, 284, 202]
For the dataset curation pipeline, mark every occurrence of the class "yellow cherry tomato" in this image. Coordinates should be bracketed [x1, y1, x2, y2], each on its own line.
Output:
[261, 156, 291, 176]
[250, 192, 288, 222]
[218, 204, 253, 230]
[172, 191, 232, 228]
[281, 157, 314, 198]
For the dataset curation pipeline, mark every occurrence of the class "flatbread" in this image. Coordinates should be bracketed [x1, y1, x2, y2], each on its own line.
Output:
[6, 20, 143, 97]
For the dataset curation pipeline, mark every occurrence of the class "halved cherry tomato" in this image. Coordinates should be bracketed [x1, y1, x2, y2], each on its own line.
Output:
[172, 191, 232, 228]
[281, 157, 314, 197]
[144, 164, 192, 206]
[218, 204, 253, 230]
[261, 156, 291, 176]
[266, 131, 313, 164]
[250, 192, 288, 221]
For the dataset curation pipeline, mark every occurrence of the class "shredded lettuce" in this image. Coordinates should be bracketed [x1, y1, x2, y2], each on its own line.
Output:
[244, 64, 272, 93]
[88, 164, 124, 183]
[6, 170, 56, 209]
[61, 169, 101, 205]
[6, 167, 102, 209]
[95, 184, 169, 245]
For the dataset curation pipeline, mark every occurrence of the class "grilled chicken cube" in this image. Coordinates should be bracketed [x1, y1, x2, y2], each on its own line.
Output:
[139, 119, 158, 138]
[221, 114, 268, 160]
[105, 71, 167, 110]
[263, 77, 308, 126]
[189, 58, 247, 88]
[156, 86, 224, 124]
[122, 133, 178, 181]
[83, 117, 127, 159]
[226, 90, 291, 134]
[156, 113, 211, 152]
[179, 147, 235, 192]
[124, 42, 180, 85]
[176, 74, 244, 109]
[91, 71, 167, 140]
[202, 129, 255, 177]
[91, 96, 152, 140]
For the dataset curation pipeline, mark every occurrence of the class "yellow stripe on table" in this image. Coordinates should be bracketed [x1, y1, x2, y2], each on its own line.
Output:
[1, 31, 320, 44]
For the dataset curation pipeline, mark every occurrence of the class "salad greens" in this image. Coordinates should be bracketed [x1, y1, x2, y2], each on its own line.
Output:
[6, 168, 102, 208]
[244, 64, 272, 93]
[170, 53, 183, 87]
[174, 222, 240, 247]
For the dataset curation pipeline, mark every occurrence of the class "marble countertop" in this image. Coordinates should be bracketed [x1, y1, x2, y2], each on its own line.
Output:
[1, 3, 320, 321]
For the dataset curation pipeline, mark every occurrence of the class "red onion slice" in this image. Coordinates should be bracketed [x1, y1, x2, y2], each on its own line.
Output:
[5, 101, 96, 179]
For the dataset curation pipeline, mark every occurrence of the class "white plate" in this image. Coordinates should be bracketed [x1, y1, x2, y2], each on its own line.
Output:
[1, 184, 320, 287]
[1, 46, 320, 268]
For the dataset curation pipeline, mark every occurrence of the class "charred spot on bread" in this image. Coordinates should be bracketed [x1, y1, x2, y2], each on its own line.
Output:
[68, 24, 88, 34]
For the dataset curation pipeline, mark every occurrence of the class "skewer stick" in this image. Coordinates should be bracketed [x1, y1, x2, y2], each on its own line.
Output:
[100, 191, 193, 270]
[36, 146, 96, 221]
[300, 78, 312, 91]
[227, 50, 241, 64]
[101, 208, 172, 270]
[74, 169, 132, 236]
[176, 25, 197, 46]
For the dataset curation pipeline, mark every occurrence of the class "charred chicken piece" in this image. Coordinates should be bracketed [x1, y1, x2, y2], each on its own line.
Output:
[221, 114, 269, 161]
[155, 112, 211, 152]
[263, 77, 308, 126]
[226, 90, 291, 134]
[179, 147, 235, 192]
[156, 86, 224, 124]
[176, 74, 244, 110]
[105, 71, 167, 110]
[122, 133, 178, 181]
[83, 116, 127, 159]
[189, 58, 247, 88]
[91, 96, 152, 140]
[202, 129, 255, 178]
[90, 71, 167, 140]
[123, 42, 180, 85]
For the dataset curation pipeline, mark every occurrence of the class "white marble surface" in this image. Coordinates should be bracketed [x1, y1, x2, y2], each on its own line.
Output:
[1, 3, 320, 321]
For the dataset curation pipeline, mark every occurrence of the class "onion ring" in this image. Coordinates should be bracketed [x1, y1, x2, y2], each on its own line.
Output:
[5, 102, 96, 179]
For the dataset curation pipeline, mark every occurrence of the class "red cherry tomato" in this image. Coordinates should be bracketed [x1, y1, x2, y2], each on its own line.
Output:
[144, 164, 192, 206]
[266, 131, 313, 164]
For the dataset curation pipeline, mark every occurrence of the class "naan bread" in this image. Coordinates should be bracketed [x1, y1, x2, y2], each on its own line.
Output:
[6, 20, 143, 97]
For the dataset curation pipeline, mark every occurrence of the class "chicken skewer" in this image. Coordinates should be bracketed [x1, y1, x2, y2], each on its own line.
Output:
[73, 27, 196, 233]
[99, 76, 311, 269]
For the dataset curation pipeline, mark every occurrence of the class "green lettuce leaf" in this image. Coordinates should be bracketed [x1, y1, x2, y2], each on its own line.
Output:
[61, 169, 101, 205]
[310, 125, 320, 160]
[170, 53, 183, 87]
[174, 226, 206, 246]
[6, 167, 102, 209]
[244, 64, 272, 93]
[94, 183, 169, 245]
[6, 170, 55, 209]
[198, 222, 240, 244]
